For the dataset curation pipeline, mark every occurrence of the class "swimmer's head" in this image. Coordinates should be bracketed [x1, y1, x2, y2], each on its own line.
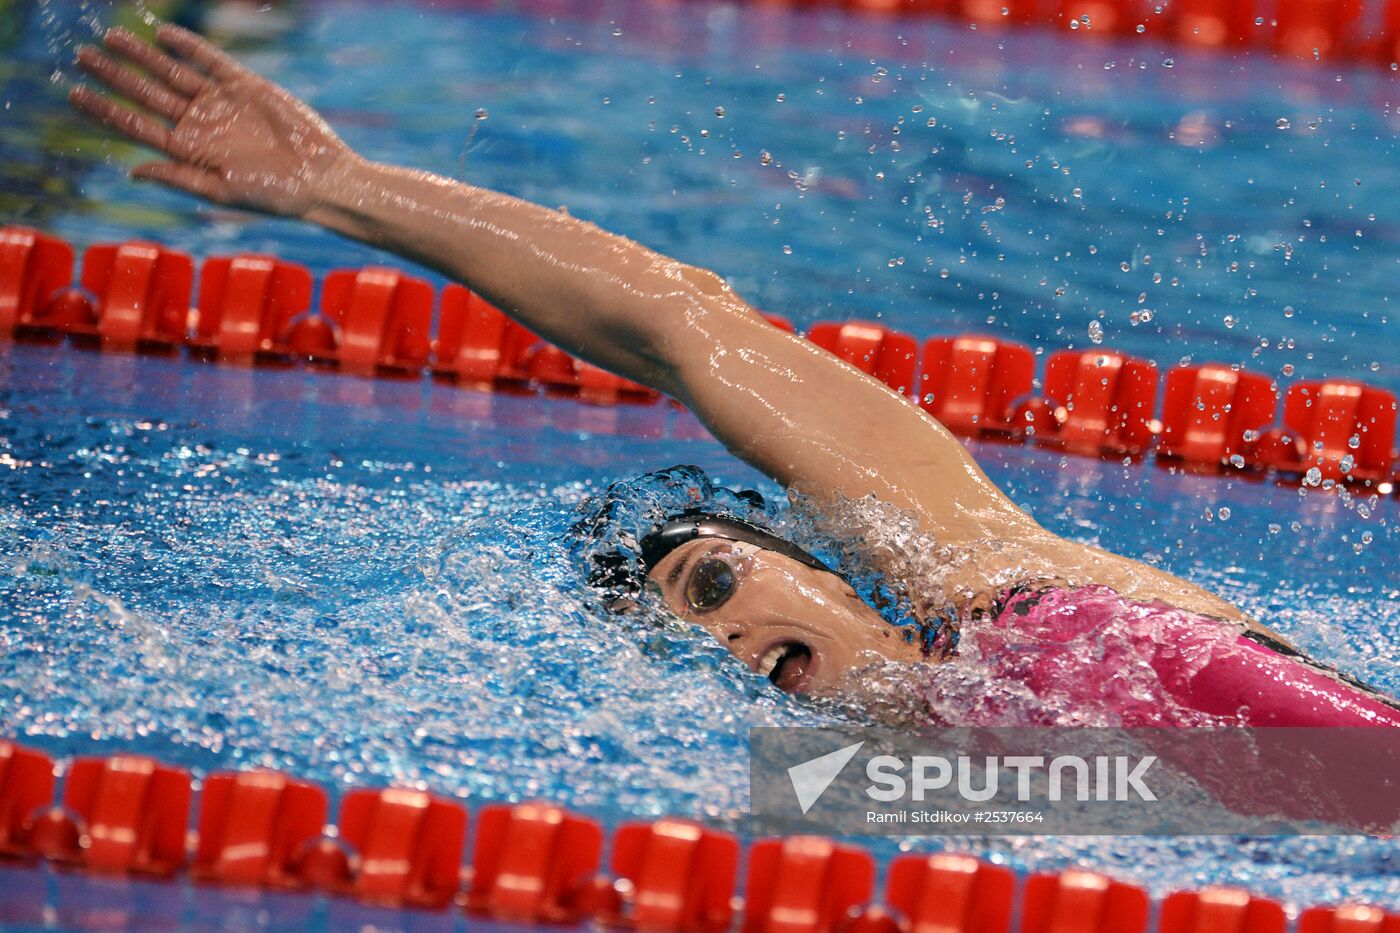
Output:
[572, 466, 925, 696]
[640, 512, 924, 694]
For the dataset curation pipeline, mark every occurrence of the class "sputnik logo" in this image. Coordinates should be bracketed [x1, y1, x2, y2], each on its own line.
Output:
[787, 741, 865, 814]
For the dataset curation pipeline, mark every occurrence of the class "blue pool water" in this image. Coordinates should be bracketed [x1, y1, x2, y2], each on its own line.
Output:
[2, 0, 1398, 919]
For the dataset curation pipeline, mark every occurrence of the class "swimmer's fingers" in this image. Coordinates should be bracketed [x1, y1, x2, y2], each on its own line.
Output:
[103, 27, 206, 98]
[154, 23, 249, 82]
[76, 46, 187, 122]
[132, 161, 230, 203]
[68, 84, 172, 154]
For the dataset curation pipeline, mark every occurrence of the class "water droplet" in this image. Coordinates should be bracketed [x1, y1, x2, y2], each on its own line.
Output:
[1303, 467, 1323, 486]
[1087, 321, 1104, 344]
[714, 106, 726, 118]
[1228, 455, 1245, 469]
[1162, 58, 1174, 68]
[782, 245, 793, 255]
[760, 151, 773, 166]
[1276, 117, 1292, 129]
[1218, 506, 1231, 519]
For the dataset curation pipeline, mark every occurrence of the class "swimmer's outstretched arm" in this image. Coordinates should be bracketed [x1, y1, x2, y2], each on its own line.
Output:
[69, 23, 1031, 551]
[71, 23, 1270, 625]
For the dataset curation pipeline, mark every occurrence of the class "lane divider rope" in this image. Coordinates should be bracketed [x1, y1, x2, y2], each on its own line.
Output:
[0, 740, 1395, 929]
[3, 226, 1395, 499]
[708, 0, 1400, 69]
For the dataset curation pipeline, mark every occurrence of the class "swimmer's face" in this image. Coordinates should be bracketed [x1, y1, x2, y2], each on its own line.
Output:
[647, 539, 924, 695]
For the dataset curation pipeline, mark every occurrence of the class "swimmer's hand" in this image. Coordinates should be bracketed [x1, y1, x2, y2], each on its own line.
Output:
[70, 24, 355, 218]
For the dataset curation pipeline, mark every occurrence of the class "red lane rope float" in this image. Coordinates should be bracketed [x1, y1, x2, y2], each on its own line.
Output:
[191, 255, 314, 363]
[25, 753, 192, 877]
[310, 266, 435, 376]
[467, 801, 604, 922]
[2, 741, 1400, 926]
[1016, 349, 1159, 458]
[1253, 380, 1400, 485]
[1159, 887, 1288, 933]
[1, 226, 1398, 497]
[1300, 904, 1400, 933]
[1157, 363, 1279, 470]
[0, 227, 73, 339]
[192, 769, 328, 888]
[918, 334, 1035, 437]
[598, 818, 741, 933]
[880, 852, 1015, 933]
[742, 836, 875, 933]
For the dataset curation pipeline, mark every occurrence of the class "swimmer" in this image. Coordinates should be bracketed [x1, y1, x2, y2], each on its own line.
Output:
[69, 23, 1400, 726]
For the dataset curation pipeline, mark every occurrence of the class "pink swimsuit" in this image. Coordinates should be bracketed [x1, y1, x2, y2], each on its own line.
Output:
[964, 585, 1400, 728]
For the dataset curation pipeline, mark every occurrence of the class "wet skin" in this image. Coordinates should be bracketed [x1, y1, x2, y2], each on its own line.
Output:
[67, 22, 1293, 689]
[647, 540, 925, 695]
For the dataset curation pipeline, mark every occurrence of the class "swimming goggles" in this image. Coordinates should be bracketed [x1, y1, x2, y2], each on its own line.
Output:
[639, 512, 837, 576]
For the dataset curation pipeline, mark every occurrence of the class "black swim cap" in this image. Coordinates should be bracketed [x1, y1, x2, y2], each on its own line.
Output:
[639, 510, 837, 576]
[568, 465, 776, 609]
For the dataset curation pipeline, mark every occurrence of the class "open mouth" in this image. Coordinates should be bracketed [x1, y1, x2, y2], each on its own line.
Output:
[757, 641, 814, 693]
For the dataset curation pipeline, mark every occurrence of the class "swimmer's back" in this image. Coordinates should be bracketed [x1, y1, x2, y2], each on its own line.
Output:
[978, 584, 1400, 728]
